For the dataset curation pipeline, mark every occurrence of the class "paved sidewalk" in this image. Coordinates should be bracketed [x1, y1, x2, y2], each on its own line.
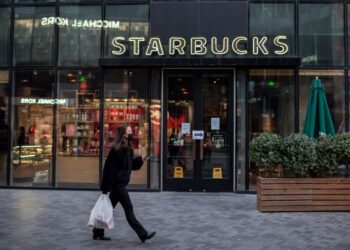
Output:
[0, 189, 349, 250]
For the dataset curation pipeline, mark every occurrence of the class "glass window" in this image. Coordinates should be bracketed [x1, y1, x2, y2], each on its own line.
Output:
[14, 7, 56, 66]
[103, 69, 150, 188]
[0, 71, 9, 186]
[236, 69, 246, 191]
[58, 6, 101, 66]
[348, 4, 350, 64]
[60, 0, 99, 2]
[57, 70, 100, 188]
[250, 3, 295, 56]
[12, 70, 55, 187]
[15, 0, 55, 3]
[105, 4, 149, 57]
[299, 70, 345, 133]
[0, 8, 10, 66]
[299, 4, 344, 66]
[248, 69, 295, 191]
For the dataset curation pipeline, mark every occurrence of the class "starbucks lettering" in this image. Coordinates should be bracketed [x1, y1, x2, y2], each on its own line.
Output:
[111, 36, 289, 56]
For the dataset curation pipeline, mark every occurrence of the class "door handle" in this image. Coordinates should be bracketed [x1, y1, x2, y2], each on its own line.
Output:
[200, 140, 203, 160]
[192, 141, 196, 160]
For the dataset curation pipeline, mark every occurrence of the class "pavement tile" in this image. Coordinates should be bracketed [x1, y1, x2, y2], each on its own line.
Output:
[0, 190, 350, 250]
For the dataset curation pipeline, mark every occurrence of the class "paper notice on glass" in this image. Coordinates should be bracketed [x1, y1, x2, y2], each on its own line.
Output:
[181, 123, 191, 135]
[211, 117, 220, 130]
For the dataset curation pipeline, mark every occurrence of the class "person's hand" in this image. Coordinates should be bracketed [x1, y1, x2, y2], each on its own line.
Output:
[142, 155, 150, 161]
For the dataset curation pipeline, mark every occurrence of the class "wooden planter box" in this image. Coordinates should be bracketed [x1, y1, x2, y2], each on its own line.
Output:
[257, 177, 350, 212]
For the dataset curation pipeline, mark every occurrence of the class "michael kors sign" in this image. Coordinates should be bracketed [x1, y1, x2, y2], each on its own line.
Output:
[111, 36, 289, 56]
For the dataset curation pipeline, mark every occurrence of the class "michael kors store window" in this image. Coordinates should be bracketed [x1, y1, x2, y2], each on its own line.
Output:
[12, 70, 55, 187]
[56, 70, 101, 187]
[103, 69, 160, 189]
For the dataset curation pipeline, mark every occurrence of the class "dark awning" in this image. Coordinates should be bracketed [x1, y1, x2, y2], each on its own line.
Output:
[99, 57, 301, 67]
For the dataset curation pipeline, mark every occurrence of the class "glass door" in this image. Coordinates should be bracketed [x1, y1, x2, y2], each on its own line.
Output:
[163, 70, 233, 192]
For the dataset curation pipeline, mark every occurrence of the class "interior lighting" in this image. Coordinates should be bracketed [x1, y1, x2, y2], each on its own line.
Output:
[266, 80, 276, 88]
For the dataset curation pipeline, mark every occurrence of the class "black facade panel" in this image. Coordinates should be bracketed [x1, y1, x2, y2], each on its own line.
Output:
[150, 1, 248, 39]
[150, 2, 198, 39]
[198, 2, 248, 37]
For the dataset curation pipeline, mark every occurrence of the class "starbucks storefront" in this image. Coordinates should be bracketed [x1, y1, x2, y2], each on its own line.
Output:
[0, 1, 347, 192]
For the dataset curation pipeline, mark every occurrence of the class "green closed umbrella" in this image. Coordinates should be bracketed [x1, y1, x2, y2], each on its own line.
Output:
[303, 77, 335, 138]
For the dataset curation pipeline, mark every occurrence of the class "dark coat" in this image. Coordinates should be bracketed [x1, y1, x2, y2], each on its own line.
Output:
[101, 146, 143, 193]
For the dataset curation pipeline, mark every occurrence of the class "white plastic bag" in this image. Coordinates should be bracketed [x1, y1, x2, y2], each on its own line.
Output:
[88, 194, 114, 229]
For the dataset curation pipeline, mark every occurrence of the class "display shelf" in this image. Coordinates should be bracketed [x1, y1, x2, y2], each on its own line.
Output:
[57, 92, 146, 157]
[12, 145, 52, 180]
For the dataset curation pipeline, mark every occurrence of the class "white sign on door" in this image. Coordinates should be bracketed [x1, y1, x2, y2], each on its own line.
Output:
[192, 130, 204, 140]
[181, 123, 191, 135]
[211, 117, 220, 130]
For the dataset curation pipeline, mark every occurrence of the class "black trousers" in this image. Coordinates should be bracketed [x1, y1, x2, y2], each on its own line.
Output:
[94, 185, 147, 239]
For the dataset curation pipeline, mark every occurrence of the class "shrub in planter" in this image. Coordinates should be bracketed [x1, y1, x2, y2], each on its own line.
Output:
[281, 133, 317, 177]
[314, 136, 338, 177]
[335, 133, 350, 176]
[249, 133, 282, 177]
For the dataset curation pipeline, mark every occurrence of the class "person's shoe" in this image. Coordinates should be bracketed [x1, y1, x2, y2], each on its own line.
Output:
[92, 228, 111, 241]
[93, 235, 111, 241]
[140, 231, 156, 243]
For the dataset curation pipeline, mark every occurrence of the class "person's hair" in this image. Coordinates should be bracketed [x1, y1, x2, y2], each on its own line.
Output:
[114, 124, 133, 150]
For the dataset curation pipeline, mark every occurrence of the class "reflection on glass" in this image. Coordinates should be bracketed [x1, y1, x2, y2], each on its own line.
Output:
[299, 3, 344, 66]
[14, 7, 55, 66]
[0, 71, 9, 185]
[57, 70, 100, 187]
[299, 70, 345, 133]
[236, 70, 247, 191]
[248, 69, 295, 191]
[250, 3, 295, 56]
[59, 6, 101, 66]
[202, 74, 229, 179]
[60, 0, 97, 2]
[0, 7, 10, 66]
[105, 4, 149, 57]
[12, 70, 55, 186]
[167, 76, 194, 178]
[15, 0, 55, 2]
[104, 69, 150, 188]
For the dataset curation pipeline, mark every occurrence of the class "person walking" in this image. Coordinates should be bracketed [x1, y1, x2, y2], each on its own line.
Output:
[92, 124, 156, 242]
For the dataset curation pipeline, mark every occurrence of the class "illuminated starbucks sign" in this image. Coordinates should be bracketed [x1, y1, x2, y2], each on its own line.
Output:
[111, 36, 289, 56]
